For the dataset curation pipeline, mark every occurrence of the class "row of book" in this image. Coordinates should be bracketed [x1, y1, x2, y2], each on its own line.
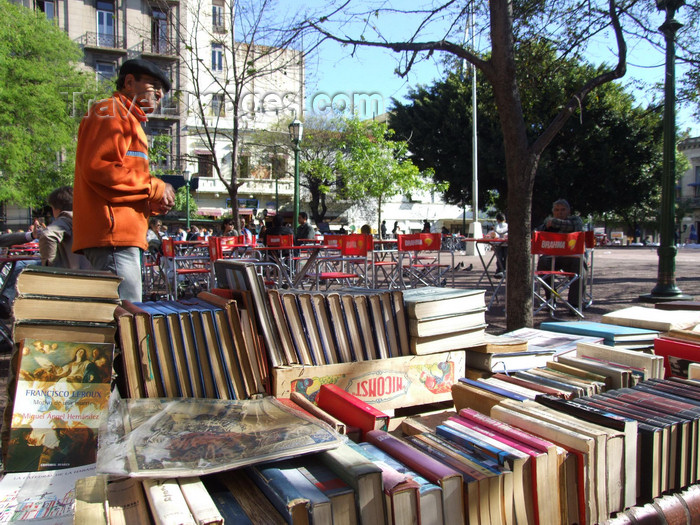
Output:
[79, 369, 700, 525]
[216, 260, 489, 367]
[117, 293, 268, 401]
[454, 371, 700, 522]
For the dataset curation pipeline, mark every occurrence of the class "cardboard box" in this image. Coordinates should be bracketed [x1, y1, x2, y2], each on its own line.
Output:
[272, 351, 465, 411]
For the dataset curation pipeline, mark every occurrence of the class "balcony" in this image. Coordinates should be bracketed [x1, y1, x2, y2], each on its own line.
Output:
[78, 32, 126, 53]
[134, 38, 178, 60]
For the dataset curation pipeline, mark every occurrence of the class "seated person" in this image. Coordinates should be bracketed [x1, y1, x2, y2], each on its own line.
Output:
[295, 212, 315, 244]
[146, 217, 163, 254]
[360, 224, 372, 236]
[485, 212, 508, 277]
[535, 199, 586, 310]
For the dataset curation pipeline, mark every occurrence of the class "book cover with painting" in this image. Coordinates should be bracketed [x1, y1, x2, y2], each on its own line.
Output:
[6, 338, 114, 472]
[97, 397, 344, 478]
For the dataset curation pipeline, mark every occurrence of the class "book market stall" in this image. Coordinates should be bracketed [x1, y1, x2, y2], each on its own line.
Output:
[3, 263, 700, 524]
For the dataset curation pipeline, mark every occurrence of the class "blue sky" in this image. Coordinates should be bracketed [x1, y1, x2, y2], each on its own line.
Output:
[298, 4, 699, 136]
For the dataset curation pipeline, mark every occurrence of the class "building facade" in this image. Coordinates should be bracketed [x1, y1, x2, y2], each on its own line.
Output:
[678, 136, 700, 244]
[10, 0, 303, 226]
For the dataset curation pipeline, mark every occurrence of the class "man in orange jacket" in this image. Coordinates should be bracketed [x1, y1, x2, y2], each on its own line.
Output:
[73, 59, 176, 302]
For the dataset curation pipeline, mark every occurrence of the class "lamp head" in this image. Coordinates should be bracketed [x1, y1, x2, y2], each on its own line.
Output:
[288, 118, 303, 145]
[182, 170, 191, 183]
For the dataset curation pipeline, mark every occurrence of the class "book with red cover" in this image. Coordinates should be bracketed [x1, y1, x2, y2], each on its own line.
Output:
[654, 336, 700, 378]
[316, 384, 389, 438]
[364, 430, 464, 525]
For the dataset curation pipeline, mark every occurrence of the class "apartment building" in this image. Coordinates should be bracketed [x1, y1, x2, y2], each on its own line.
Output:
[12, 0, 304, 223]
[678, 136, 700, 244]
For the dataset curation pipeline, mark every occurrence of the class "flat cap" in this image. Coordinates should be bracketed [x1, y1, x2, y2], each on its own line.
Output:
[118, 59, 171, 92]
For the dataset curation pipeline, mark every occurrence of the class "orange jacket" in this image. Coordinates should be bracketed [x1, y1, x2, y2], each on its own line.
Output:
[73, 92, 166, 252]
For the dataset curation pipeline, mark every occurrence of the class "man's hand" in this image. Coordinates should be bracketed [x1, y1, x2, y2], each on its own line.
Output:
[153, 183, 176, 214]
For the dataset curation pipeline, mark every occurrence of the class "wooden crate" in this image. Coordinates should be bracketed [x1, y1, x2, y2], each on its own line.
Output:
[272, 351, 465, 412]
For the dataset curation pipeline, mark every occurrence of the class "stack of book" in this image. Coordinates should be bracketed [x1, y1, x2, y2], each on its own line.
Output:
[3, 266, 122, 469]
[12, 266, 121, 344]
[402, 287, 487, 355]
[540, 320, 659, 349]
[463, 326, 606, 375]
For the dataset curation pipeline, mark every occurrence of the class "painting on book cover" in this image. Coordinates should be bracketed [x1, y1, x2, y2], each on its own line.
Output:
[98, 397, 343, 477]
[6, 338, 114, 472]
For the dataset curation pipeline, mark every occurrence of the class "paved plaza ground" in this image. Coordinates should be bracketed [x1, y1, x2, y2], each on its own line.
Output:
[454, 245, 700, 333]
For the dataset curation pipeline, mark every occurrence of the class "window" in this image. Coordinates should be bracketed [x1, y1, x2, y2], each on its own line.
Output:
[271, 155, 286, 180]
[212, 1, 224, 31]
[211, 43, 223, 72]
[151, 8, 169, 54]
[148, 130, 172, 173]
[37, 0, 55, 20]
[695, 166, 700, 198]
[198, 153, 214, 178]
[210, 93, 225, 117]
[95, 61, 116, 82]
[96, 0, 115, 47]
[239, 154, 251, 178]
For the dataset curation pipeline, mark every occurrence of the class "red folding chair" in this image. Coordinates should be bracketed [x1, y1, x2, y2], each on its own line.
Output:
[532, 231, 587, 318]
[305, 234, 371, 290]
[397, 233, 449, 287]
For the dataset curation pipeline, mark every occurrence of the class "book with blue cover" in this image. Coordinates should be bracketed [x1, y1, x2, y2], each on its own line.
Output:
[540, 320, 658, 344]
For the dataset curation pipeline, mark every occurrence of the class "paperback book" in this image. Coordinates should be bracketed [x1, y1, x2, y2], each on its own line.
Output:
[6, 339, 114, 472]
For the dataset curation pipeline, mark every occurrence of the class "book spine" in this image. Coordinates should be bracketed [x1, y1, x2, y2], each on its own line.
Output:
[178, 477, 225, 525]
[142, 478, 197, 525]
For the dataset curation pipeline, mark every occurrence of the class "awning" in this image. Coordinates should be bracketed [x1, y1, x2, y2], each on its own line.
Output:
[196, 207, 226, 217]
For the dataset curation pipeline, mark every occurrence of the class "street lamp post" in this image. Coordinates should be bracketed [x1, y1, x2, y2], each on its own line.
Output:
[288, 118, 303, 232]
[641, 0, 689, 302]
[182, 169, 191, 231]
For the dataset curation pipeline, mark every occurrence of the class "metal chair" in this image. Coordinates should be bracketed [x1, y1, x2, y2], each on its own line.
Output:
[397, 233, 450, 287]
[161, 237, 211, 299]
[532, 231, 587, 318]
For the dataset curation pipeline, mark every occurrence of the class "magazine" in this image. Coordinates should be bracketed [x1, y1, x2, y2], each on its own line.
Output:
[97, 394, 343, 477]
[0, 464, 96, 524]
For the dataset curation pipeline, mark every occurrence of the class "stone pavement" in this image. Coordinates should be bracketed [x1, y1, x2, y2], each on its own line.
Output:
[452, 245, 700, 333]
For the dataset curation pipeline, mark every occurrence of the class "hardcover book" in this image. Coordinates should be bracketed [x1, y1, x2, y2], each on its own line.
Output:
[465, 347, 555, 373]
[316, 383, 389, 438]
[15, 265, 121, 299]
[654, 336, 700, 378]
[602, 306, 700, 332]
[6, 339, 114, 472]
[402, 287, 485, 319]
[540, 320, 659, 344]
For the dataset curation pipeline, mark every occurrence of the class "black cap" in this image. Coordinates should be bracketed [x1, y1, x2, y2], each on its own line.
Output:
[118, 59, 171, 92]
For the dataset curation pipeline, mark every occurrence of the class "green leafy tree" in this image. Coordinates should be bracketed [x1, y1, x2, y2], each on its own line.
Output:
[298, 114, 346, 224]
[0, 0, 91, 207]
[172, 185, 198, 217]
[391, 44, 665, 227]
[298, 1, 700, 329]
[336, 116, 441, 234]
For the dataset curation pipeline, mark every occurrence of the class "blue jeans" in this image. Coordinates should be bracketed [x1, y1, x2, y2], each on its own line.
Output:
[83, 246, 142, 303]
